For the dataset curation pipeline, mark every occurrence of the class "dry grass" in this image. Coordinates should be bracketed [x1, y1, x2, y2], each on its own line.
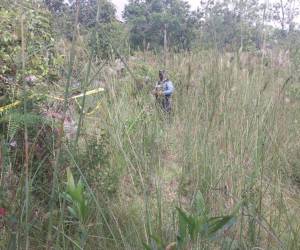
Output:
[2, 47, 300, 249]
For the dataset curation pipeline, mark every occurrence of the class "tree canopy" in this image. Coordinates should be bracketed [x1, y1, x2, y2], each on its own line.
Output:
[124, 0, 197, 50]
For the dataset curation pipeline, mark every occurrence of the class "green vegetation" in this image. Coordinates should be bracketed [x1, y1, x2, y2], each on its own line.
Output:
[1, 0, 300, 249]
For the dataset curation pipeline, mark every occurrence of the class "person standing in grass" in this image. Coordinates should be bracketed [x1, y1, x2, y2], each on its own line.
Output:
[152, 70, 174, 113]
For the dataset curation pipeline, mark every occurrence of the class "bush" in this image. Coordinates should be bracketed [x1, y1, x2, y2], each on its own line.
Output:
[0, 3, 61, 83]
[77, 131, 121, 196]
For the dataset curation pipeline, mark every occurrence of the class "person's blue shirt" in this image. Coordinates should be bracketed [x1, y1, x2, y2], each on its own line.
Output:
[162, 80, 174, 97]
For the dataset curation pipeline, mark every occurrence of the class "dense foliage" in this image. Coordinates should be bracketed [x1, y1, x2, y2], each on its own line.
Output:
[1, 0, 300, 249]
[41, 0, 300, 53]
[124, 0, 197, 50]
[0, 2, 59, 81]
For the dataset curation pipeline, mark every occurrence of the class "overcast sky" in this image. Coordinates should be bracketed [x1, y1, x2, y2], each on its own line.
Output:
[111, 0, 300, 23]
[111, 0, 201, 19]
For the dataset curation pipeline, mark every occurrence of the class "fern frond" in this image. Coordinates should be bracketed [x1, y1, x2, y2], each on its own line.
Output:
[0, 111, 44, 140]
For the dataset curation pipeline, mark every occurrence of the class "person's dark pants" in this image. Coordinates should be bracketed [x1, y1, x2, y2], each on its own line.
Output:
[162, 96, 171, 113]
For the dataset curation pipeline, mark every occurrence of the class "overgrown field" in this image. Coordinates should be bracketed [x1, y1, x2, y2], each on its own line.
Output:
[1, 48, 300, 249]
[2, 0, 300, 249]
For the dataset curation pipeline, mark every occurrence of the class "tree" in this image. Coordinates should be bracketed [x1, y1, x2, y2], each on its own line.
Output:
[75, 0, 116, 28]
[43, 0, 117, 37]
[198, 0, 264, 51]
[271, 0, 300, 34]
[123, 0, 197, 51]
[91, 21, 129, 60]
[75, 0, 128, 60]
[0, 1, 60, 81]
[43, 0, 67, 14]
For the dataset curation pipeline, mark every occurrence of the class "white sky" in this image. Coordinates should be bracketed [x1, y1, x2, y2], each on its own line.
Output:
[111, 0, 300, 24]
[112, 0, 201, 19]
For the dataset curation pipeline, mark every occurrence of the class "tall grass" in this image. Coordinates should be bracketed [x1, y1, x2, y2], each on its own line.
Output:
[2, 6, 300, 250]
[87, 50, 300, 249]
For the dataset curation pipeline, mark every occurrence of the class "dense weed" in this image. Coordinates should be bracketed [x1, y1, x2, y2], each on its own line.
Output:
[1, 3, 300, 247]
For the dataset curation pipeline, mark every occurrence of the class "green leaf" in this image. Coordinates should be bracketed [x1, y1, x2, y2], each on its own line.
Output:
[176, 207, 189, 244]
[79, 200, 89, 221]
[69, 187, 82, 203]
[207, 216, 236, 237]
[187, 218, 197, 240]
[64, 168, 89, 222]
[195, 191, 206, 216]
[67, 206, 78, 219]
[66, 167, 75, 192]
[60, 192, 73, 203]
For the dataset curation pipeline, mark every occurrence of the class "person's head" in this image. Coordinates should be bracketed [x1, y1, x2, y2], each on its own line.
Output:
[159, 70, 164, 81]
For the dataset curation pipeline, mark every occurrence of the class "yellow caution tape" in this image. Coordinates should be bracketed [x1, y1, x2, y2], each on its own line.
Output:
[44, 87, 105, 101]
[44, 95, 65, 101]
[74, 98, 82, 110]
[70, 87, 105, 99]
[0, 100, 22, 113]
[0, 87, 105, 114]
[86, 101, 102, 116]
[70, 87, 105, 116]
[0, 94, 38, 113]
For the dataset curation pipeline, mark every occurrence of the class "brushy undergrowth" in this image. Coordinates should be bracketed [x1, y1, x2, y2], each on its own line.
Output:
[2, 48, 300, 250]
[2, 0, 300, 249]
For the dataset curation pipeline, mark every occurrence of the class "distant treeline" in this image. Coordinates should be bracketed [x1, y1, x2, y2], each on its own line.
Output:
[2, 0, 300, 57]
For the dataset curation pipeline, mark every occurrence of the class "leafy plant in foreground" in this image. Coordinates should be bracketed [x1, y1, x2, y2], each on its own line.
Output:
[144, 191, 237, 250]
[62, 167, 89, 247]
[63, 167, 89, 223]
